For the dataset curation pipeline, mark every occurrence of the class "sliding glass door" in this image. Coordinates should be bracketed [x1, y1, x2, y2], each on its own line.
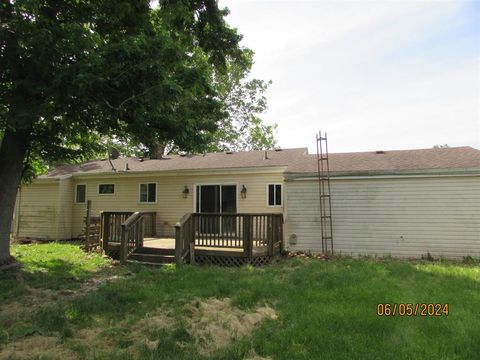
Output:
[196, 184, 237, 235]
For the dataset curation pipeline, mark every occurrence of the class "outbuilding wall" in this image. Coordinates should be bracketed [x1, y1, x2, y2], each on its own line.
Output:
[285, 175, 480, 259]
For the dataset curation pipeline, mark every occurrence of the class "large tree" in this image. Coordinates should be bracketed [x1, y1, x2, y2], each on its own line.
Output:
[89, 50, 278, 158]
[0, 0, 245, 265]
[209, 49, 277, 152]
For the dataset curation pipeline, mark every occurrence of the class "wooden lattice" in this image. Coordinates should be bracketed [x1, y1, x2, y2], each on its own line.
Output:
[194, 254, 273, 267]
[105, 244, 121, 260]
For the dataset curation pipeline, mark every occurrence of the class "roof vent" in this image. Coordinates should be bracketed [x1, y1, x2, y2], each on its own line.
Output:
[274, 148, 282, 151]
[225, 151, 233, 155]
[375, 150, 385, 154]
[263, 150, 269, 160]
[124, 163, 130, 171]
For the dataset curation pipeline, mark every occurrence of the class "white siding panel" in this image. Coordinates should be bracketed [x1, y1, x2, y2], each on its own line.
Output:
[15, 182, 60, 240]
[57, 179, 74, 239]
[285, 176, 480, 259]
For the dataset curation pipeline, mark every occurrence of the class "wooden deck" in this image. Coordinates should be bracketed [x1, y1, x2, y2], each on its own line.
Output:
[143, 237, 270, 255]
[97, 212, 283, 266]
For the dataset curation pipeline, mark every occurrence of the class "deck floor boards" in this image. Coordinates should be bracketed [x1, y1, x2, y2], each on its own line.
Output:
[142, 237, 268, 255]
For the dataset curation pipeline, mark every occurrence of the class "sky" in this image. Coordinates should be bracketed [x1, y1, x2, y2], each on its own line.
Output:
[219, 0, 480, 153]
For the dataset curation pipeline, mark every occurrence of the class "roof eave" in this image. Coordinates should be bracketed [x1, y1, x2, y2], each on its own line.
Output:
[63, 164, 289, 179]
[285, 167, 480, 180]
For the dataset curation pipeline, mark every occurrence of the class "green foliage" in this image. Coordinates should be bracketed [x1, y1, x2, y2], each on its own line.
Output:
[209, 50, 278, 152]
[0, 0, 248, 180]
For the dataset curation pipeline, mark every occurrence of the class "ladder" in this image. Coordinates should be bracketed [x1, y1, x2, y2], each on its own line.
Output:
[316, 131, 334, 254]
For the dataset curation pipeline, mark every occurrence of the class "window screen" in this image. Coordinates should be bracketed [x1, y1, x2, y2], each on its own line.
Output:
[140, 183, 156, 203]
[268, 184, 282, 206]
[98, 184, 115, 194]
[76, 184, 86, 203]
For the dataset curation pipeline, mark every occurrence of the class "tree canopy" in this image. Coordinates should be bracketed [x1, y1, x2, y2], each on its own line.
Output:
[0, 0, 275, 264]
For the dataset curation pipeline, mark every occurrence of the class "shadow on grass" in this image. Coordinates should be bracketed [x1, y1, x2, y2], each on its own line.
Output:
[1, 244, 114, 302]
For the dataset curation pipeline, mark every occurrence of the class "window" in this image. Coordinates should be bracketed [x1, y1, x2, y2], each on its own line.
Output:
[267, 184, 282, 206]
[98, 183, 115, 195]
[75, 184, 86, 203]
[139, 183, 157, 203]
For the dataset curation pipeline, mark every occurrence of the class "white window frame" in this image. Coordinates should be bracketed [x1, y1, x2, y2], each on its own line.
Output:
[98, 183, 115, 195]
[266, 183, 282, 207]
[139, 182, 157, 204]
[75, 183, 87, 204]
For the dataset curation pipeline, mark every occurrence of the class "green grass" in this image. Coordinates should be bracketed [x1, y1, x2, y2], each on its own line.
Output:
[1, 243, 479, 359]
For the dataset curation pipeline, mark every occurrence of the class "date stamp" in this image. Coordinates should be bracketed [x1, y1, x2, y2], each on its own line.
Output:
[377, 303, 449, 317]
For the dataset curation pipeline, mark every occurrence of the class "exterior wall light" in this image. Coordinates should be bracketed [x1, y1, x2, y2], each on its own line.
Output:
[240, 185, 247, 199]
[182, 186, 189, 198]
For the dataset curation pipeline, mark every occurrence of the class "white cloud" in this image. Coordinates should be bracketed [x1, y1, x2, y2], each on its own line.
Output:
[220, 0, 480, 153]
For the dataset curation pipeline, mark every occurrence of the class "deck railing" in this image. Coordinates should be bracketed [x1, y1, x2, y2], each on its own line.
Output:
[174, 213, 195, 264]
[100, 211, 156, 262]
[175, 213, 283, 264]
[119, 212, 145, 263]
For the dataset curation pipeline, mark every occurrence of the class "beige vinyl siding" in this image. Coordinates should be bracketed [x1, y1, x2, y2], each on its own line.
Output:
[57, 179, 74, 239]
[71, 171, 284, 238]
[285, 175, 480, 259]
[14, 182, 61, 240]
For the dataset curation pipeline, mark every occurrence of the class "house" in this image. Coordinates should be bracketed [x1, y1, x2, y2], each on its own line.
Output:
[11, 146, 480, 260]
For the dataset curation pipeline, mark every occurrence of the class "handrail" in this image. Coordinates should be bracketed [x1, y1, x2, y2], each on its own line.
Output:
[119, 212, 146, 264]
[174, 212, 195, 264]
[178, 212, 193, 226]
[122, 212, 142, 227]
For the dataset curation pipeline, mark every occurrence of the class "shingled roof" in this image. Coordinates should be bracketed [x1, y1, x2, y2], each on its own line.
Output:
[41, 146, 480, 179]
[286, 146, 480, 175]
[42, 148, 308, 178]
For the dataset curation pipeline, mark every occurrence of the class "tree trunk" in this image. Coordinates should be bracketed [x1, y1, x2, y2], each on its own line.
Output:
[0, 129, 29, 265]
[150, 143, 165, 159]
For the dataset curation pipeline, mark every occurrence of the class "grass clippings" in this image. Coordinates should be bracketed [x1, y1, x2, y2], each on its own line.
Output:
[0, 335, 77, 360]
[184, 298, 277, 355]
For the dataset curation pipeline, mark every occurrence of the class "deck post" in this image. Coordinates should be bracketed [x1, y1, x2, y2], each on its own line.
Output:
[119, 225, 127, 264]
[102, 212, 109, 253]
[190, 215, 196, 264]
[268, 215, 274, 256]
[279, 215, 284, 254]
[243, 215, 253, 257]
[174, 223, 182, 264]
[190, 241, 195, 264]
[139, 217, 144, 248]
[85, 200, 92, 251]
[151, 212, 157, 237]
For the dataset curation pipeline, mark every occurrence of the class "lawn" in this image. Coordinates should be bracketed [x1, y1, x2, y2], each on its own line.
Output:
[0, 243, 479, 359]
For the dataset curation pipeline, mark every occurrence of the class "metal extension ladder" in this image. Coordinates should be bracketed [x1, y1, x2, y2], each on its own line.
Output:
[316, 131, 334, 254]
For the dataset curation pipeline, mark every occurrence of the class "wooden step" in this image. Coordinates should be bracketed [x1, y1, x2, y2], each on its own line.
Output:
[128, 252, 175, 264]
[135, 247, 175, 256]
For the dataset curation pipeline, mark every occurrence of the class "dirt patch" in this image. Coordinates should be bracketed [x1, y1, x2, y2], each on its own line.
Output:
[184, 298, 277, 355]
[0, 335, 77, 359]
[1, 298, 276, 358]
[287, 251, 331, 260]
[0, 273, 128, 322]
[245, 350, 273, 360]
[132, 309, 176, 334]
